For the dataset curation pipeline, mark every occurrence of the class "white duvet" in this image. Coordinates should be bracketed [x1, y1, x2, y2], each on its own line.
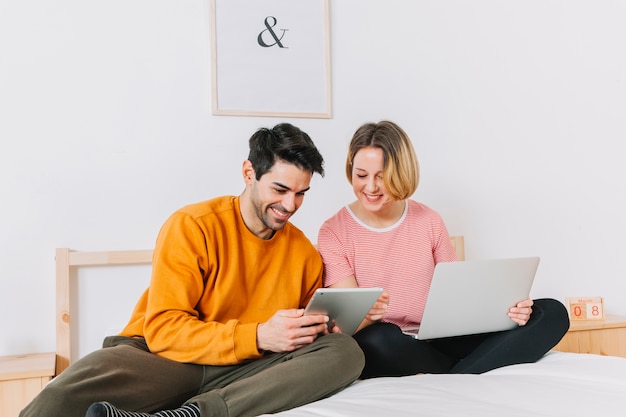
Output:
[261, 352, 626, 417]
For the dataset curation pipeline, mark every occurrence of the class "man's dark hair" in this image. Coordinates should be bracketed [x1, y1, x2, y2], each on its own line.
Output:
[248, 123, 325, 180]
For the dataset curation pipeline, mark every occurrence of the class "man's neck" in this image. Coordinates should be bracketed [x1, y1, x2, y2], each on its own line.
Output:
[238, 191, 276, 240]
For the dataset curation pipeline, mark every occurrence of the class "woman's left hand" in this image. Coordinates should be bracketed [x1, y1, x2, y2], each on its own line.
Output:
[508, 298, 533, 326]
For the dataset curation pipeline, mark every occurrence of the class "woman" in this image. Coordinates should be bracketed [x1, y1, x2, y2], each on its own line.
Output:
[317, 120, 569, 378]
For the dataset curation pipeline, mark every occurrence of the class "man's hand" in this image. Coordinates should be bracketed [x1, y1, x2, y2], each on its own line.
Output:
[257, 309, 329, 352]
[508, 298, 533, 326]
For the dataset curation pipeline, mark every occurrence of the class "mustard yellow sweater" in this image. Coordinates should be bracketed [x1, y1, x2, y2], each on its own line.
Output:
[120, 196, 323, 365]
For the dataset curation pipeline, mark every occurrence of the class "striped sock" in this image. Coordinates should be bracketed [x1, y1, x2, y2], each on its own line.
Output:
[85, 402, 201, 417]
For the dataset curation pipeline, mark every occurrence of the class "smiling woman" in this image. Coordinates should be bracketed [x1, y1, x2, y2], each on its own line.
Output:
[317, 120, 569, 379]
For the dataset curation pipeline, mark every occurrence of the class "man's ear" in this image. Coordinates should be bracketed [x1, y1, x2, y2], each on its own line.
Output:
[242, 160, 256, 185]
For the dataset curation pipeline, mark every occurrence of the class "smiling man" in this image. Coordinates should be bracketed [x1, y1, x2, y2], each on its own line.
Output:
[21, 123, 364, 417]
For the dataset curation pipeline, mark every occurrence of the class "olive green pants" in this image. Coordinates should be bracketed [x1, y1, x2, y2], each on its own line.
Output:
[20, 333, 363, 417]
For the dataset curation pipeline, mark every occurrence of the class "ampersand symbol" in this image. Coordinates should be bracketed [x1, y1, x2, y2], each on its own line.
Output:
[257, 16, 288, 48]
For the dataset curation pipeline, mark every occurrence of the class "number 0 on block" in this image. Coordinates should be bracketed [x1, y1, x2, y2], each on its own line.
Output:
[566, 297, 605, 321]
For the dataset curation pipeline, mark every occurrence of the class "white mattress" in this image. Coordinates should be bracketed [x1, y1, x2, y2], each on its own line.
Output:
[261, 352, 626, 417]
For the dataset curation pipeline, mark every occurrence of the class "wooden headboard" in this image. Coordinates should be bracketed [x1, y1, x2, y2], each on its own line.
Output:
[55, 249, 153, 375]
[449, 235, 465, 262]
[54, 235, 464, 375]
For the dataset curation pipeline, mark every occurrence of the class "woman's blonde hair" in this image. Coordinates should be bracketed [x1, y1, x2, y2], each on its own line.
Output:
[345, 120, 419, 200]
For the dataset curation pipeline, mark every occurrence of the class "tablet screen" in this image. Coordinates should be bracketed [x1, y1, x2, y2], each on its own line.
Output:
[303, 287, 383, 335]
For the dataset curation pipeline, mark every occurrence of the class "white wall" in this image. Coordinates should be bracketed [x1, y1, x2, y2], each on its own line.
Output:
[2, 0, 625, 358]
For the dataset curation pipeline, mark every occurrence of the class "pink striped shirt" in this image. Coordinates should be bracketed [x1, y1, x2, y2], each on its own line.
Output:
[317, 200, 457, 327]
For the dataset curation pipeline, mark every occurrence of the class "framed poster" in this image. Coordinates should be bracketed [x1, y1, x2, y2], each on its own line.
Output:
[210, 0, 331, 118]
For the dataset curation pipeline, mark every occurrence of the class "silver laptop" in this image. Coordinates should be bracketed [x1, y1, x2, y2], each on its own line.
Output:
[402, 257, 539, 340]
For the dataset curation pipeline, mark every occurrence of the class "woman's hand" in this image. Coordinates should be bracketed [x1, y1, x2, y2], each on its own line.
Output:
[352, 291, 390, 333]
[329, 277, 389, 333]
[365, 291, 389, 322]
[508, 298, 533, 326]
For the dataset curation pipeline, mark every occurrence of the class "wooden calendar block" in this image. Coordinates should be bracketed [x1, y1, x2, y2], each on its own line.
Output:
[566, 297, 605, 321]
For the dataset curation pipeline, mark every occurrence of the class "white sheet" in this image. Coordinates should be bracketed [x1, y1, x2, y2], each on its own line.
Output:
[261, 352, 626, 417]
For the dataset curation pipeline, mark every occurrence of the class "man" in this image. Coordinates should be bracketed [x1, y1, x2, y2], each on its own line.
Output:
[21, 123, 364, 417]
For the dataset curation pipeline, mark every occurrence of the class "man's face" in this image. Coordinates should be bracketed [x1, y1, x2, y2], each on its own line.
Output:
[242, 159, 312, 239]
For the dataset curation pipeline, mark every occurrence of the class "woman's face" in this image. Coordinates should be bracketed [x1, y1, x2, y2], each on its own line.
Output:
[351, 146, 390, 212]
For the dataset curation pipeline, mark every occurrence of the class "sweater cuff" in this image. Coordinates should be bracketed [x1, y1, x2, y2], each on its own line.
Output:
[234, 322, 263, 362]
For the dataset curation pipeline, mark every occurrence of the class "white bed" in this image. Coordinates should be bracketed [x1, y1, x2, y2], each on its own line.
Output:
[262, 351, 626, 417]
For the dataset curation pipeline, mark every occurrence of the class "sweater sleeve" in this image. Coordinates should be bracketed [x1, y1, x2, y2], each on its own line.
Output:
[141, 212, 262, 365]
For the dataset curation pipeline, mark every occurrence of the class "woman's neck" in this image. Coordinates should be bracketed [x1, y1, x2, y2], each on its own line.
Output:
[349, 199, 406, 229]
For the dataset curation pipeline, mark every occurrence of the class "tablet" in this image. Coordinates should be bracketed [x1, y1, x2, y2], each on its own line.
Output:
[303, 287, 384, 335]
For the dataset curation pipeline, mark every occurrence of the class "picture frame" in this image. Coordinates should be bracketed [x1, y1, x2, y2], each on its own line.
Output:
[210, 0, 331, 118]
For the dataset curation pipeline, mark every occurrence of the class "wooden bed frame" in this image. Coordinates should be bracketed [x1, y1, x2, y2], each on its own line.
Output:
[54, 236, 465, 376]
[54, 248, 153, 375]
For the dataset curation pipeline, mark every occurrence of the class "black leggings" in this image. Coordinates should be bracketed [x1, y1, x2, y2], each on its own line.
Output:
[353, 298, 570, 378]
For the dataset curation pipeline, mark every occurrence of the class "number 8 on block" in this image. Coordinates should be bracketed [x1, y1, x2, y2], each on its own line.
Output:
[566, 297, 605, 321]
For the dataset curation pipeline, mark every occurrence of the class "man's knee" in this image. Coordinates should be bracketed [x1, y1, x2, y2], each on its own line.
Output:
[323, 333, 365, 374]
